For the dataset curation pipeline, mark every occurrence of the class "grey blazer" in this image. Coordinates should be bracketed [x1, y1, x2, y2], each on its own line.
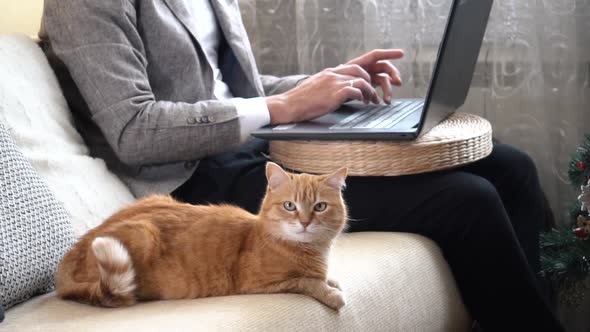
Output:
[40, 0, 306, 197]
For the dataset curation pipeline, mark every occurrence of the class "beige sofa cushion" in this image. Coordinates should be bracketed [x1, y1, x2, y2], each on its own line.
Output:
[2, 232, 470, 332]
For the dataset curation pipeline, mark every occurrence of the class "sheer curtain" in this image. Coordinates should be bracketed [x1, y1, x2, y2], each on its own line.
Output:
[239, 0, 590, 226]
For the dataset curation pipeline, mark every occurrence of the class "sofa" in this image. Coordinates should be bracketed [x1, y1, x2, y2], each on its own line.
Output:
[0, 34, 471, 331]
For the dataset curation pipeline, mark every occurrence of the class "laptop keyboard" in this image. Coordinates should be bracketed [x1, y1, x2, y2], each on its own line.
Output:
[330, 100, 424, 130]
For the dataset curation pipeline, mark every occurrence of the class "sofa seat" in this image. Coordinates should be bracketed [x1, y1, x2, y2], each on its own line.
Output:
[2, 232, 471, 332]
[0, 35, 470, 331]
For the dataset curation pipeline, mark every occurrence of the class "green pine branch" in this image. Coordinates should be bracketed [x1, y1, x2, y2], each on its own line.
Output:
[540, 226, 590, 306]
[540, 228, 590, 279]
[568, 134, 590, 188]
[541, 133, 590, 306]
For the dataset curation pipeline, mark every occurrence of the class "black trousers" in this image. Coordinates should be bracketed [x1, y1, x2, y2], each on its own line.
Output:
[173, 139, 565, 332]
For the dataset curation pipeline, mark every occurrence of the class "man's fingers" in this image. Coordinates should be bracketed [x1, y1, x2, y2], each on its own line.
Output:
[339, 86, 364, 104]
[330, 64, 371, 84]
[375, 73, 393, 104]
[345, 77, 380, 104]
[373, 61, 402, 86]
[348, 49, 404, 67]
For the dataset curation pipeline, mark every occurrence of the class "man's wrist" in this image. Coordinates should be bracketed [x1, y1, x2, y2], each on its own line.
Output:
[266, 94, 292, 125]
[232, 97, 270, 143]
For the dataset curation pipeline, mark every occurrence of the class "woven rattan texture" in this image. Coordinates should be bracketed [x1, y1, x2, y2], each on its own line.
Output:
[270, 112, 493, 176]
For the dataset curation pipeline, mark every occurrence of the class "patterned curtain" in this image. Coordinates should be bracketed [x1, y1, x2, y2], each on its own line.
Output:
[239, 0, 590, 228]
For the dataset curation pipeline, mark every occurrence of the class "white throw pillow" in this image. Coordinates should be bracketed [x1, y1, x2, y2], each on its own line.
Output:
[0, 34, 135, 237]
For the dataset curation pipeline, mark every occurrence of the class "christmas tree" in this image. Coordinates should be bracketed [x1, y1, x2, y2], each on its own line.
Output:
[540, 134, 590, 306]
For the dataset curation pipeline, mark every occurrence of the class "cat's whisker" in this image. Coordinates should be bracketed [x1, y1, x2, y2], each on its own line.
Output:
[345, 217, 363, 222]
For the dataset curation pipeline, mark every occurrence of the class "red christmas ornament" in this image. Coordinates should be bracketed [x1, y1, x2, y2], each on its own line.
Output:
[574, 227, 588, 239]
[578, 161, 586, 170]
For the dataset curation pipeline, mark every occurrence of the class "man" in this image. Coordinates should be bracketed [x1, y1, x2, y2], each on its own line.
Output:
[41, 0, 565, 330]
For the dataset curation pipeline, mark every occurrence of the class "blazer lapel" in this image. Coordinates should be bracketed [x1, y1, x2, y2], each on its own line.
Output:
[209, 0, 264, 95]
[162, 0, 208, 56]
[162, 0, 262, 97]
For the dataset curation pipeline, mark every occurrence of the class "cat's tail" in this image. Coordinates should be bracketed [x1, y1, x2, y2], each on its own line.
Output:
[91, 237, 137, 306]
[56, 236, 137, 307]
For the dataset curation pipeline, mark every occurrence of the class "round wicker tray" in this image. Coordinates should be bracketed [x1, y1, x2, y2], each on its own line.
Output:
[270, 112, 493, 176]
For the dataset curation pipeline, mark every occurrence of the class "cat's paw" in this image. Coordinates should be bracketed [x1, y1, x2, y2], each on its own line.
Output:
[326, 278, 342, 290]
[322, 288, 346, 310]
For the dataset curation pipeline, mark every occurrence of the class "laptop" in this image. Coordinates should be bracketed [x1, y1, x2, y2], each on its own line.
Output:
[252, 0, 494, 141]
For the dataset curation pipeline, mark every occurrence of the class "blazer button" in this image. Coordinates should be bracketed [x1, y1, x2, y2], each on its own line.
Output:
[184, 161, 196, 169]
[208, 115, 215, 122]
[187, 117, 196, 124]
[196, 117, 203, 124]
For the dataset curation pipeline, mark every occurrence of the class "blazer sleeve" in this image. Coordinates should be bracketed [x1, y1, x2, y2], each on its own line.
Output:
[43, 0, 241, 167]
[259, 74, 309, 96]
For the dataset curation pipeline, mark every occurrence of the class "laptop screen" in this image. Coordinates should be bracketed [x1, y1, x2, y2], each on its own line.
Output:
[419, 0, 494, 136]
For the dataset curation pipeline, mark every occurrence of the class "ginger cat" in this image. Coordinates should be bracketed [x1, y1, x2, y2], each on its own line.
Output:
[56, 162, 348, 310]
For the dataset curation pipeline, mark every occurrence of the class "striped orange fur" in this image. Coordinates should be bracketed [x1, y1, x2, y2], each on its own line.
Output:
[56, 163, 348, 310]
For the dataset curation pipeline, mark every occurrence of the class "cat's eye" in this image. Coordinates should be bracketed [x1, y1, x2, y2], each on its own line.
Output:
[314, 202, 327, 212]
[283, 201, 296, 211]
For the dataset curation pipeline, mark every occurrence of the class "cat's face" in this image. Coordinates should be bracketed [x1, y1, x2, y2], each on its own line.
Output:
[259, 163, 348, 244]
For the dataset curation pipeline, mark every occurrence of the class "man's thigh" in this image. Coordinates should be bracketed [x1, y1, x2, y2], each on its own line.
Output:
[342, 169, 501, 236]
[173, 138, 269, 209]
[230, 159, 498, 241]
[194, 142, 516, 240]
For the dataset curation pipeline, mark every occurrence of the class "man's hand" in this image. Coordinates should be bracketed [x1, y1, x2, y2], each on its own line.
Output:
[266, 49, 404, 125]
[346, 49, 404, 104]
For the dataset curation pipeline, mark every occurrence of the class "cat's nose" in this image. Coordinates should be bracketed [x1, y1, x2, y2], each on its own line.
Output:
[300, 220, 311, 229]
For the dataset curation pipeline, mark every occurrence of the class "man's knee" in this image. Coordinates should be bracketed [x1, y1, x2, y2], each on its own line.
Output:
[446, 172, 504, 213]
[493, 144, 539, 181]
[425, 172, 510, 244]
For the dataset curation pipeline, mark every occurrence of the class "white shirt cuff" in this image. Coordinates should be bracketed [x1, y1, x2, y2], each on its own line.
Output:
[232, 97, 270, 143]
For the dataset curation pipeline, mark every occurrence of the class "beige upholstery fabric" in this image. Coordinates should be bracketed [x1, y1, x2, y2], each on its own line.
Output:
[2, 233, 471, 332]
[0, 34, 135, 238]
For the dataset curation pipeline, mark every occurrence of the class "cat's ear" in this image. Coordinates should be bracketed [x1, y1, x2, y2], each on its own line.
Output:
[325, 167, 348, 191]
[266, 162, 290, 191]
